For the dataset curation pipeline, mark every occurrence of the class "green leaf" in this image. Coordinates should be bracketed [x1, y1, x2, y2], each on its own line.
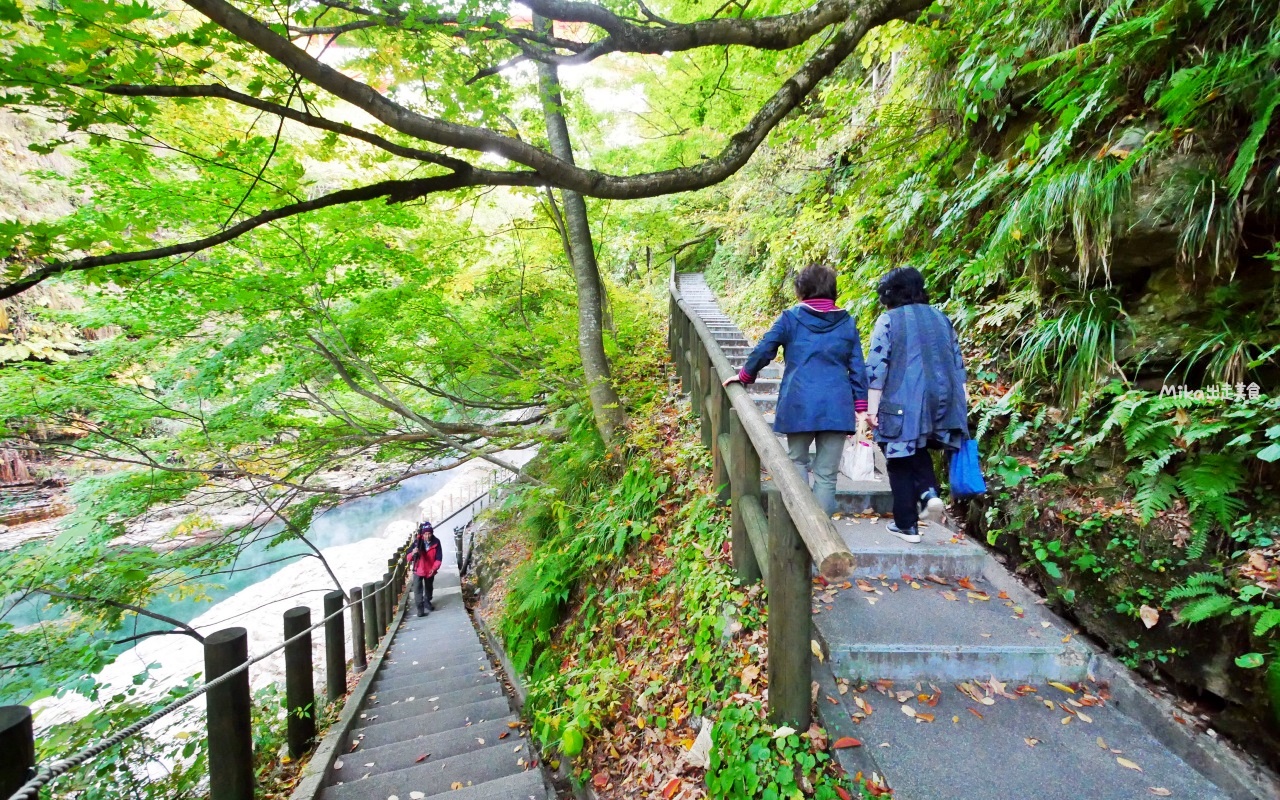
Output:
[1235, 653, 1265, 669]
[1258, 443, 1280, 463]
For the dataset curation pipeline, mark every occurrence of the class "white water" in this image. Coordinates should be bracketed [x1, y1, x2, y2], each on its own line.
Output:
[29, 451, 533, 733]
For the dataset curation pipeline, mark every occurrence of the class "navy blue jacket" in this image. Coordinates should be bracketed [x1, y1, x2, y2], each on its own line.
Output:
[742, 305, 868, 434]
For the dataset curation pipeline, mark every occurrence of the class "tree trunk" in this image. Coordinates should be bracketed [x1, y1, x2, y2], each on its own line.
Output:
[533, 14, 626, 446]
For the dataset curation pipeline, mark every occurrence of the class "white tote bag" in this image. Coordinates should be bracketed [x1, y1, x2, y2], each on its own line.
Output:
[842, 422, 878, 482]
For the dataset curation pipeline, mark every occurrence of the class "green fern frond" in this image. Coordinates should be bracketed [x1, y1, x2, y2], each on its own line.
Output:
[1254, 609, 1280, 637]
[1177, 593, 1237, 624]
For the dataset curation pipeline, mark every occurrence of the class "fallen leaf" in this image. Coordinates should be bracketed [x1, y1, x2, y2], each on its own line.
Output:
[1118, 757, 1143, 772]
[837, 788, 853, 800]
[476, 738, 485, 745]
[901, 705, 916, 718]
[1049, 681, 1077, 694]
[1062, 716, 1072, 725]
[410, 793, 425, 800]
[957, 577, 976, 590]
[926, 575, 949, 585]
[857, 579, 876, 592]
[1140, 604, 1160, 628]
[1077, 712, 1093, 724]
[833, 737, 863, 749]
[1097, 737, 1107, 749]
[1148, 789, 1172, 797]
[952, 715, 960, 723]
[916, 712, 935, 723]
[774, 726, 797, 738]
[998, 591, 1010, 600]
[941, 591, 959, 601]
[1025, 737, 1039, 747]
[967, 708, 983, 719]
[593, 772, 610, 788]
[451, 782, 463, 791]
[414, 754, 429, 763]
[661, 778, 681, 798]
[811, 640, 825, 662]
[967, 591, 991, 601]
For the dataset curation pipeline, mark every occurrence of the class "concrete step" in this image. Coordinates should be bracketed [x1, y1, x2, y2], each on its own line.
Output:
[371, 668, 494, 698]
[382, 643, 489, 670]
[752, 393, 778, 413]
[813, 575, 1090, 683]
[326, 716, 523, 786]
[745, 378, 780, 394]
[762, 471, 895, 515]
[320, 736, 533, 800]
[349, 696, 514, 752]
[834, 517, 986, 577]
[432, 770, 548, 800]
[355, 683, 507, 729]
[816, 670, 1229, 800]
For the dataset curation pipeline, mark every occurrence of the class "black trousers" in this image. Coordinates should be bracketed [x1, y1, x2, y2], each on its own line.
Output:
[413, 575, 435, 612]
[881, 447, 939, 530]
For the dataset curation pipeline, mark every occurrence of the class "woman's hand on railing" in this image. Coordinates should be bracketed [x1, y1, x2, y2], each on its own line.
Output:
[722, 375, 741, 387]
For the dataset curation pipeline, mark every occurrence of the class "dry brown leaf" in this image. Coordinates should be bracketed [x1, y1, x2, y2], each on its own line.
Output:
[1148, 789, 1172, 797]
[1118, 757, 1143, 772]
[1140, 605, 1161, 628]
[1025, 737, 1039, 747]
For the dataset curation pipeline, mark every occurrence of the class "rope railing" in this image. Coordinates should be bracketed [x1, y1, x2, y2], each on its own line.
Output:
[1, 477, 511, 800]
[667, 262, 856, 728]
[4, 588, 371, 800]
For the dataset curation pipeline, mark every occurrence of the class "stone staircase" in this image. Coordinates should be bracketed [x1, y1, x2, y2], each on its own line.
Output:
[318, 558, 550, 800]
[675, 272, 1258, 800]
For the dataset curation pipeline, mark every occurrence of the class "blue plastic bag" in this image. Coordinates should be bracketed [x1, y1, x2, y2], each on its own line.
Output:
[949, 438, 987, 498]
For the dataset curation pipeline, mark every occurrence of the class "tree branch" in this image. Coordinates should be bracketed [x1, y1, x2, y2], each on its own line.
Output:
[0, 171, 537, 299]
[180, 0, 930, 197]
[37, 589, 206, 642]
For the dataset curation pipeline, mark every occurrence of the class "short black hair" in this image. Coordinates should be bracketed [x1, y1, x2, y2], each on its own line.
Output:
[793, 263, 837, 301]
[877, 267, 929, 308]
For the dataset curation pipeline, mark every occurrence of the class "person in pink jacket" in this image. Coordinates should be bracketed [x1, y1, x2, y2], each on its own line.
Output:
[407, 521, 443, 616]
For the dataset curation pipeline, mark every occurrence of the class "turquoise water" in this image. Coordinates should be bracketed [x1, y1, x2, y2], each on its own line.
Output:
[0, 469, 460, 701]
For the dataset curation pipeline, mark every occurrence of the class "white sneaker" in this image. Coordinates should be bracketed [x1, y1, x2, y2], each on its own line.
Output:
[887, 523, 922, 543]
[919, 489, 945, 523]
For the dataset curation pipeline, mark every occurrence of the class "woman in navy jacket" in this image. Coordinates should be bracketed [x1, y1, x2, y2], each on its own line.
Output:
[725, 263, 868, 516]
[865, 267, 969, 542]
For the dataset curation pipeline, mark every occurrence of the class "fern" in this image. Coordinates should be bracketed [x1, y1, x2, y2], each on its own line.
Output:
[1254, 609, 1280, 637]
[1177, 592, 1237, 624]
[1165, 572, 1227, 601]
[1177, 455, 1246, 528]
[1130, 472, 1179, 524]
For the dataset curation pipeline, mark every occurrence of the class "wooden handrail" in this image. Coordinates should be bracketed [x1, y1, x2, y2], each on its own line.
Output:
[669, 266, 855, 581]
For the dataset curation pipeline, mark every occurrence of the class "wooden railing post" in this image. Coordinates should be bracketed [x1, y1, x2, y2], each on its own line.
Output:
[349, 586, 367, 672]
[729, 408, 762, 582]
[205, 627, 254, 800]
[381, 570, 394, 627]
[688, 337, 703, 420]
[0, 705, 34, 798]
[363, 581, 379, 650]
[698, 345, 714, 450]
[711, 383, 730, 503]
[323, 590, 346, 701]
[767, 493, 812, 729]
[283, 607, 317, 758]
